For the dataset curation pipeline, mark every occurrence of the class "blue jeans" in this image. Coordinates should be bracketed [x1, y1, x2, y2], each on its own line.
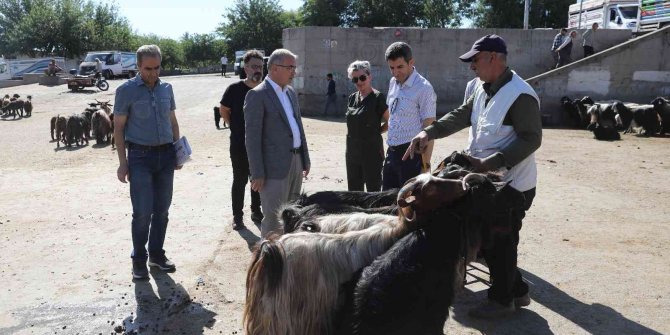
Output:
[128, 146, 176, 261]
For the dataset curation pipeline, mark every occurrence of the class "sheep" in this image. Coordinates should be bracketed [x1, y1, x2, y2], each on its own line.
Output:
[280, 203, 397, 234]
[651, 97, 670, 135]
[243, 174, 473, 335]
[23, 95, 32, 117]
[91, 110, 112, 145]
[55, 115, 68, 148]
[348, 174, 525, 335]
[64, 114, 89, 147]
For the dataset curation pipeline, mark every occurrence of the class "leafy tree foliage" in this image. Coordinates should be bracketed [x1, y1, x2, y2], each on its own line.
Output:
[470, 0, 573, 28]
[301, 0, 346, 26]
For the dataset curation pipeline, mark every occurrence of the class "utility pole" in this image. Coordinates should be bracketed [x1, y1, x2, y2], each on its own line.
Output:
[524, 0, 530, 29]
[578, 0, 584, 28]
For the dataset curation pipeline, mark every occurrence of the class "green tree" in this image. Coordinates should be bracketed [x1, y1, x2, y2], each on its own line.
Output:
[470, 0, 573, 28]
[217, 0, 285, 55]
[280, 9, 303, 29]
[301, 0, 346, 26]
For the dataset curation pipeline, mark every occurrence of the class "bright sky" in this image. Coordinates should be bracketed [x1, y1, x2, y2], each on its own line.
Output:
[114, 0, 303, 39]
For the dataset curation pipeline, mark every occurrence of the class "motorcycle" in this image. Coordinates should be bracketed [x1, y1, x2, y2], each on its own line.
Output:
[66, 72, 109, 92]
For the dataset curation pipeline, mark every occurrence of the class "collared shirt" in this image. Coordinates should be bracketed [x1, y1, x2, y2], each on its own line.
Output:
[582, 28, 595, 47]
[113, 74, 176, 146]
[552, 33, 565, 50]
[386, 67, 436, 146]
[221, 56, 228, 64]
[266, 76, 301, 148]
[425, 67, 542, 168]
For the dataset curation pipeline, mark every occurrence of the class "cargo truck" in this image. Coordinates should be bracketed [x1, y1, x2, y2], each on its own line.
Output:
[78, 51, 137, 79]
[568, 0, 640, 32]
[637, 0, 670, 32]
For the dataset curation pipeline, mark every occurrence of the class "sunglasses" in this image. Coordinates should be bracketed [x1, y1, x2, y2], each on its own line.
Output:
[351, 74, 367, 84]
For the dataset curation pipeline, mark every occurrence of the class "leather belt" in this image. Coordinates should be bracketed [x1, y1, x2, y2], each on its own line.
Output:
[127, 142, 173, 151]
[289, 146, 303, 154]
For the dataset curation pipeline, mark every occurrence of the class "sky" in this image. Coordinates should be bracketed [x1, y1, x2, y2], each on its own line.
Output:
[115, 0, 303, 39]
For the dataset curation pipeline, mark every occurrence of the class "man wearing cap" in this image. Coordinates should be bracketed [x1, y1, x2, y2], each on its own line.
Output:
[404, 34, 542, 319]
[383, 42, 436, 190]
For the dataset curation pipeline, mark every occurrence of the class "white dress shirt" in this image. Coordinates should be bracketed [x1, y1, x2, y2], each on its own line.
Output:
[266, 76, 302, 148]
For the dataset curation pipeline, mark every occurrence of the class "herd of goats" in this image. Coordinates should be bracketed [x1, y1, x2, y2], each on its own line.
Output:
[561, 95, 670, 140]
[1, 94, 33, 118]
[243, 152, 524, 335]
[50, 100, 114, 148]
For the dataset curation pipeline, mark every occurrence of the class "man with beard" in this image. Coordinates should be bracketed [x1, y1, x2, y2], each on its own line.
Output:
[220, 50, 265, 230]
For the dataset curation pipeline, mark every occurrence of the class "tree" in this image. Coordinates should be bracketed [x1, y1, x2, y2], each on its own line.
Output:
[280, 9, 303, 29]
[341, 0, 467, 28]
[301, 0, 346, 26]
[470, 0, 573, 29]
[217, 0, 286, 55]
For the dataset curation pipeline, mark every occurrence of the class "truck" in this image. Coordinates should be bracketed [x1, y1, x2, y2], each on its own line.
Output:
[637, 0, 670, 32]
[4, 57, 65, 79]
[78, 51, 137, 79]
[568, 0, 640, 32]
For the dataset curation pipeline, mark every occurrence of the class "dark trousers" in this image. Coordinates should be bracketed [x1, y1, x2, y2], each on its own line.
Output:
[230, 146, 261, 218]
[128, 146, 176, 261]
[484, 188, 536, 305]
[221, 64, 227, 76]
[324, 94, 337, 116]
[346, 143, 383, 192]
[556, 52, 572, 68]
[214, 108, 221, 128]
[583, 45, 595, 58]
[382, 142, 422, 190]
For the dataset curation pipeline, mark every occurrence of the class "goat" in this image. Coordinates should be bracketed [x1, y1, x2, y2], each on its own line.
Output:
[110, 113, 115, 148]
[296, 188, 399, 208]
[23, 95, 32, 117]
[652, 97, 670, 135]
[95, 100, 113, 115]
[55, 115, 68, 148]
[50, 116, 57, 140]
[64, 114, 89, 147]
[348, 173, 525, 335]
[586, 104, 620, 140]
[91, 110, 112, 145]
[280, 203, 397, 234]
[560, 96, 583, 128]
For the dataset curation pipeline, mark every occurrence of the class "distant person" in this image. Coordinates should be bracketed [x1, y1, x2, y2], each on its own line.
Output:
[113, 45, 182, 280]
[221, 55, 228, 77]
[383, 42, 436, 190]
[244, 49, 311, 238]
[550, 28, 568, 67]
[324, 73, 337, 116]
[555, 30, 578, 68]
[95, 58, 103, 78]
[345, 60, 389, 192]
[45, 59, 62, 76]
[582, 23, 599, 58]
[220, 50, 265, 230]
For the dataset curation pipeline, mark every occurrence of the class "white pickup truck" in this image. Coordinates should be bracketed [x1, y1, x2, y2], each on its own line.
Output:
[78, 51, 137, 79]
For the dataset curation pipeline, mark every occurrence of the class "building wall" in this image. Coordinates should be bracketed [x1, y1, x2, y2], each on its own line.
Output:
[283, 27, 632, 121]
[528, 26, 670, 125]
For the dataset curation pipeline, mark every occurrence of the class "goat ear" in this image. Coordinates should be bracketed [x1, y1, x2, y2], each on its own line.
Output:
[493, 181, 509, 192]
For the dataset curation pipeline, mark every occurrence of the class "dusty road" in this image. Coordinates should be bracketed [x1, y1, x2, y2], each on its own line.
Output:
[0, 74, 668, 335]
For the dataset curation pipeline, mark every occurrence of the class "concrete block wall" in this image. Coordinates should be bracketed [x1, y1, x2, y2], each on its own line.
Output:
[283, 27, 631, 117]
[528, 26, 670, 126]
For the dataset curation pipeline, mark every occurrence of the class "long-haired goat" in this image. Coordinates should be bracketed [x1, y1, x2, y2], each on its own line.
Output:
[280, 203, 397, 234]
[652, 97, 670, 135]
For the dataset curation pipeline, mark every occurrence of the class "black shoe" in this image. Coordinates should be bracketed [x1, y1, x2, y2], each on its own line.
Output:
[148, 255, 176, 271]
[251, 210, 264, 223]
[232, 215, 245, 230]
[132, 260, 149, 280]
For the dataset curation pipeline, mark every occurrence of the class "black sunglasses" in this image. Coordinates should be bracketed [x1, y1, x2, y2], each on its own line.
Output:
[351, 74, 367, 84]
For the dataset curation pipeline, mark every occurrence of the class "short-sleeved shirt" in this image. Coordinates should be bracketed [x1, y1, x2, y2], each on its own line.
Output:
[221, 81, 252, 150]
[113, 74, 176, 146]
[221, 56, 228, 64]
[346, 90, 387, 140]
[386, 68, 436, 146]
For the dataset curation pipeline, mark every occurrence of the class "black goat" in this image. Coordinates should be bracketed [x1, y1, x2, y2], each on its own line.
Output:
[345, 174, 525, 335]
[561, 96, 583, 128]
[296, 188, 399, 208]
[652, 97, 670, 135]
[630, 106, 660, 136]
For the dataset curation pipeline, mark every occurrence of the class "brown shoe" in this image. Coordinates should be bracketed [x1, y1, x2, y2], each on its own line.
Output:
[468, 300, 515, 319]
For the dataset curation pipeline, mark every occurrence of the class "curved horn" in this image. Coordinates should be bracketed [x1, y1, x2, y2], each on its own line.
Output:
[462, 173, 487, 190]
[397, 177, 418, 208]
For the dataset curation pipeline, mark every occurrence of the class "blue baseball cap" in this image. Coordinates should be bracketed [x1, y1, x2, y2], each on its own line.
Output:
[459, 34, 508, 62]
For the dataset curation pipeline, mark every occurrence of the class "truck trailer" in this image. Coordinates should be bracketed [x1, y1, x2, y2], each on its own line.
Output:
[568, 0, 640, 32]
[638, 0, 670, 32]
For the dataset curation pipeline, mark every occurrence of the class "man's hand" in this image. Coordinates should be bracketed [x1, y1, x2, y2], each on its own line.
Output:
[117, 163, 129, 183]
[464, 154, 501, 173]
[304, 167, 310, 178]
[175, 165, 183, 170]
[251, 178, 265, 192]
[402, 131, 431, 161]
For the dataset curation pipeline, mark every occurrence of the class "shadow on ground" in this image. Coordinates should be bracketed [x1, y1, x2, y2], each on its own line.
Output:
[450, 265, 662, 335]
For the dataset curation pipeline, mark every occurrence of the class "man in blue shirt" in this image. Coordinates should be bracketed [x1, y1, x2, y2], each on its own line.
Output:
[113, 45, 182, 280]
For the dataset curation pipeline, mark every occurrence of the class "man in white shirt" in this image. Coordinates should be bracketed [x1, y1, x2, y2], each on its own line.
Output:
[244, 49, 311, 237]
[221, 55, 228, 77]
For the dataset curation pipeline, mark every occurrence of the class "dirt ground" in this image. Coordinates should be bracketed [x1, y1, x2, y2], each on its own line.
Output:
[0, 74, 668, 335]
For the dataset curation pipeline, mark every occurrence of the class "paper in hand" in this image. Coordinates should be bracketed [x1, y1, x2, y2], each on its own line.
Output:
[174, 136, 192, 166]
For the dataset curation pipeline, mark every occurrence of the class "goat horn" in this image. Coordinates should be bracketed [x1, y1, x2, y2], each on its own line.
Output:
[462, 173, 486, 190]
